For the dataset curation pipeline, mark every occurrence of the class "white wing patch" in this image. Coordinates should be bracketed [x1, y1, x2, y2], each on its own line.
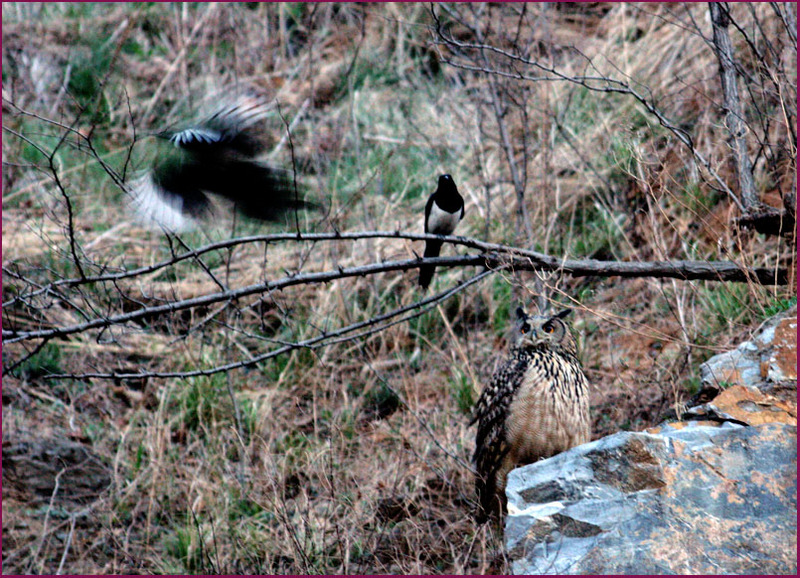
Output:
[129, 173, 194, 232]
[169, 127, 223, 147]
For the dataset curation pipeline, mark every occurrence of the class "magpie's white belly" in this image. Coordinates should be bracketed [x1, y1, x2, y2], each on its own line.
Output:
[427, 203, 462, 235]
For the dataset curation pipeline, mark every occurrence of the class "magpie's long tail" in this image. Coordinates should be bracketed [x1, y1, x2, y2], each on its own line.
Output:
[418, 239, 443, 289]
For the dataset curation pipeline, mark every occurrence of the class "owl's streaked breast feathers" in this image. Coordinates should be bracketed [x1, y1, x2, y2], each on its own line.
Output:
[472, 306, 590, 523]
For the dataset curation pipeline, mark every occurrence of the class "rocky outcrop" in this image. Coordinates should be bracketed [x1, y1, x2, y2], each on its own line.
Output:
[700, 305, 796, 391]
[505, 422, 796, 574]
[689, 305, 797, 427]
[506, 306, 797, 574]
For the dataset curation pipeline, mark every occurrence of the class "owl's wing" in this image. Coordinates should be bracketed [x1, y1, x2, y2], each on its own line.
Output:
[472, 356, 527, 522]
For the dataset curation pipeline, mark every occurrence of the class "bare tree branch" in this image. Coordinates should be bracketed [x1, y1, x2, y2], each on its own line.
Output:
[771, 2, 797, 45]
[431, 3, 796, 237]
[4, 230, 788, 311]
[33, 270, 496, 381]
[3, 231, 788, 350]
[430, 4, 747, 211]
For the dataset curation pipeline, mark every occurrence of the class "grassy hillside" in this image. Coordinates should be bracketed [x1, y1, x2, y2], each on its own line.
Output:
[2, 3, 795, 573]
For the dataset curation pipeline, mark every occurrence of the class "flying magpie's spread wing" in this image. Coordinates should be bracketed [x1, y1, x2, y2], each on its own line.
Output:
[131, 94, 310, 231]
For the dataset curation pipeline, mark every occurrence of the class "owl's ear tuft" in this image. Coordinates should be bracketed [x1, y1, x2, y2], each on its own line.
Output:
[516, 307, 527, 321]
[554, 308, 572, 320]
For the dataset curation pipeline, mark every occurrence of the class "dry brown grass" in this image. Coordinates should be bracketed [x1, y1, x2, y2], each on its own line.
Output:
[2, 2, 795, 574]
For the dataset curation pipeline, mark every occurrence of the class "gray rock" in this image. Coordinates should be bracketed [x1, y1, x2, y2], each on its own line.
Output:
[2, 435, 112, 505]
[700, 306, 797, 392]
[505, 422, 797, 575]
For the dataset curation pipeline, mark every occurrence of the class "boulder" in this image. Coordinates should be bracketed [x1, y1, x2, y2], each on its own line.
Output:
[699, 305, 796, 392]
[2, 435, 112, 505]
[690, 305, 797, 426]
[506, 306, 797, 574]
[505, 422, 797, 574]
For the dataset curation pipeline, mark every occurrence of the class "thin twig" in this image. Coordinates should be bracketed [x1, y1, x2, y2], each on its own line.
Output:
[429, 6, 745, 210]
[34, 270, 495, 381]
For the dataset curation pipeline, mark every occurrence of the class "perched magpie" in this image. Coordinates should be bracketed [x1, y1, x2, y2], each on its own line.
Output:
[131, 95, 309, 231]
[419, 174, 465, 289]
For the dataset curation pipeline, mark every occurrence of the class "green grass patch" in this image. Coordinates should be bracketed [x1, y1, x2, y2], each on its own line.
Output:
[14, 342, 63, 380]
[165, 526, 207, 573]
[449, 368, 474, 416]
[569, 199, 625, 258]
[175, 374, 231, 435]
[762, 295, 796, 318]
[360, 381, 401, 421]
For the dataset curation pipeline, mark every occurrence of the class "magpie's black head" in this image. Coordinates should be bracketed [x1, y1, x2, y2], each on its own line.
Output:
[437, 173, 459, 194]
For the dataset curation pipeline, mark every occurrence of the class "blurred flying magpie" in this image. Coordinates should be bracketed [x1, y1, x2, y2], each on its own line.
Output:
[419, 174, 464, 289]
[131, 94, 309, 231]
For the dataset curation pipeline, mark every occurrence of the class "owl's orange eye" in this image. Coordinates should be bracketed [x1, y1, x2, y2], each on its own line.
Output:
[543, 324, 554, 333]
[520, 322, 530, 334]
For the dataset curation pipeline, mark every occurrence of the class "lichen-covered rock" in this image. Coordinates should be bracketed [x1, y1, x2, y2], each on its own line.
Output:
[682, 383, 796, 426]
[691, 306, 797, 426]
[506, 422, 797, 575]
[700, 305, 797, 391]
